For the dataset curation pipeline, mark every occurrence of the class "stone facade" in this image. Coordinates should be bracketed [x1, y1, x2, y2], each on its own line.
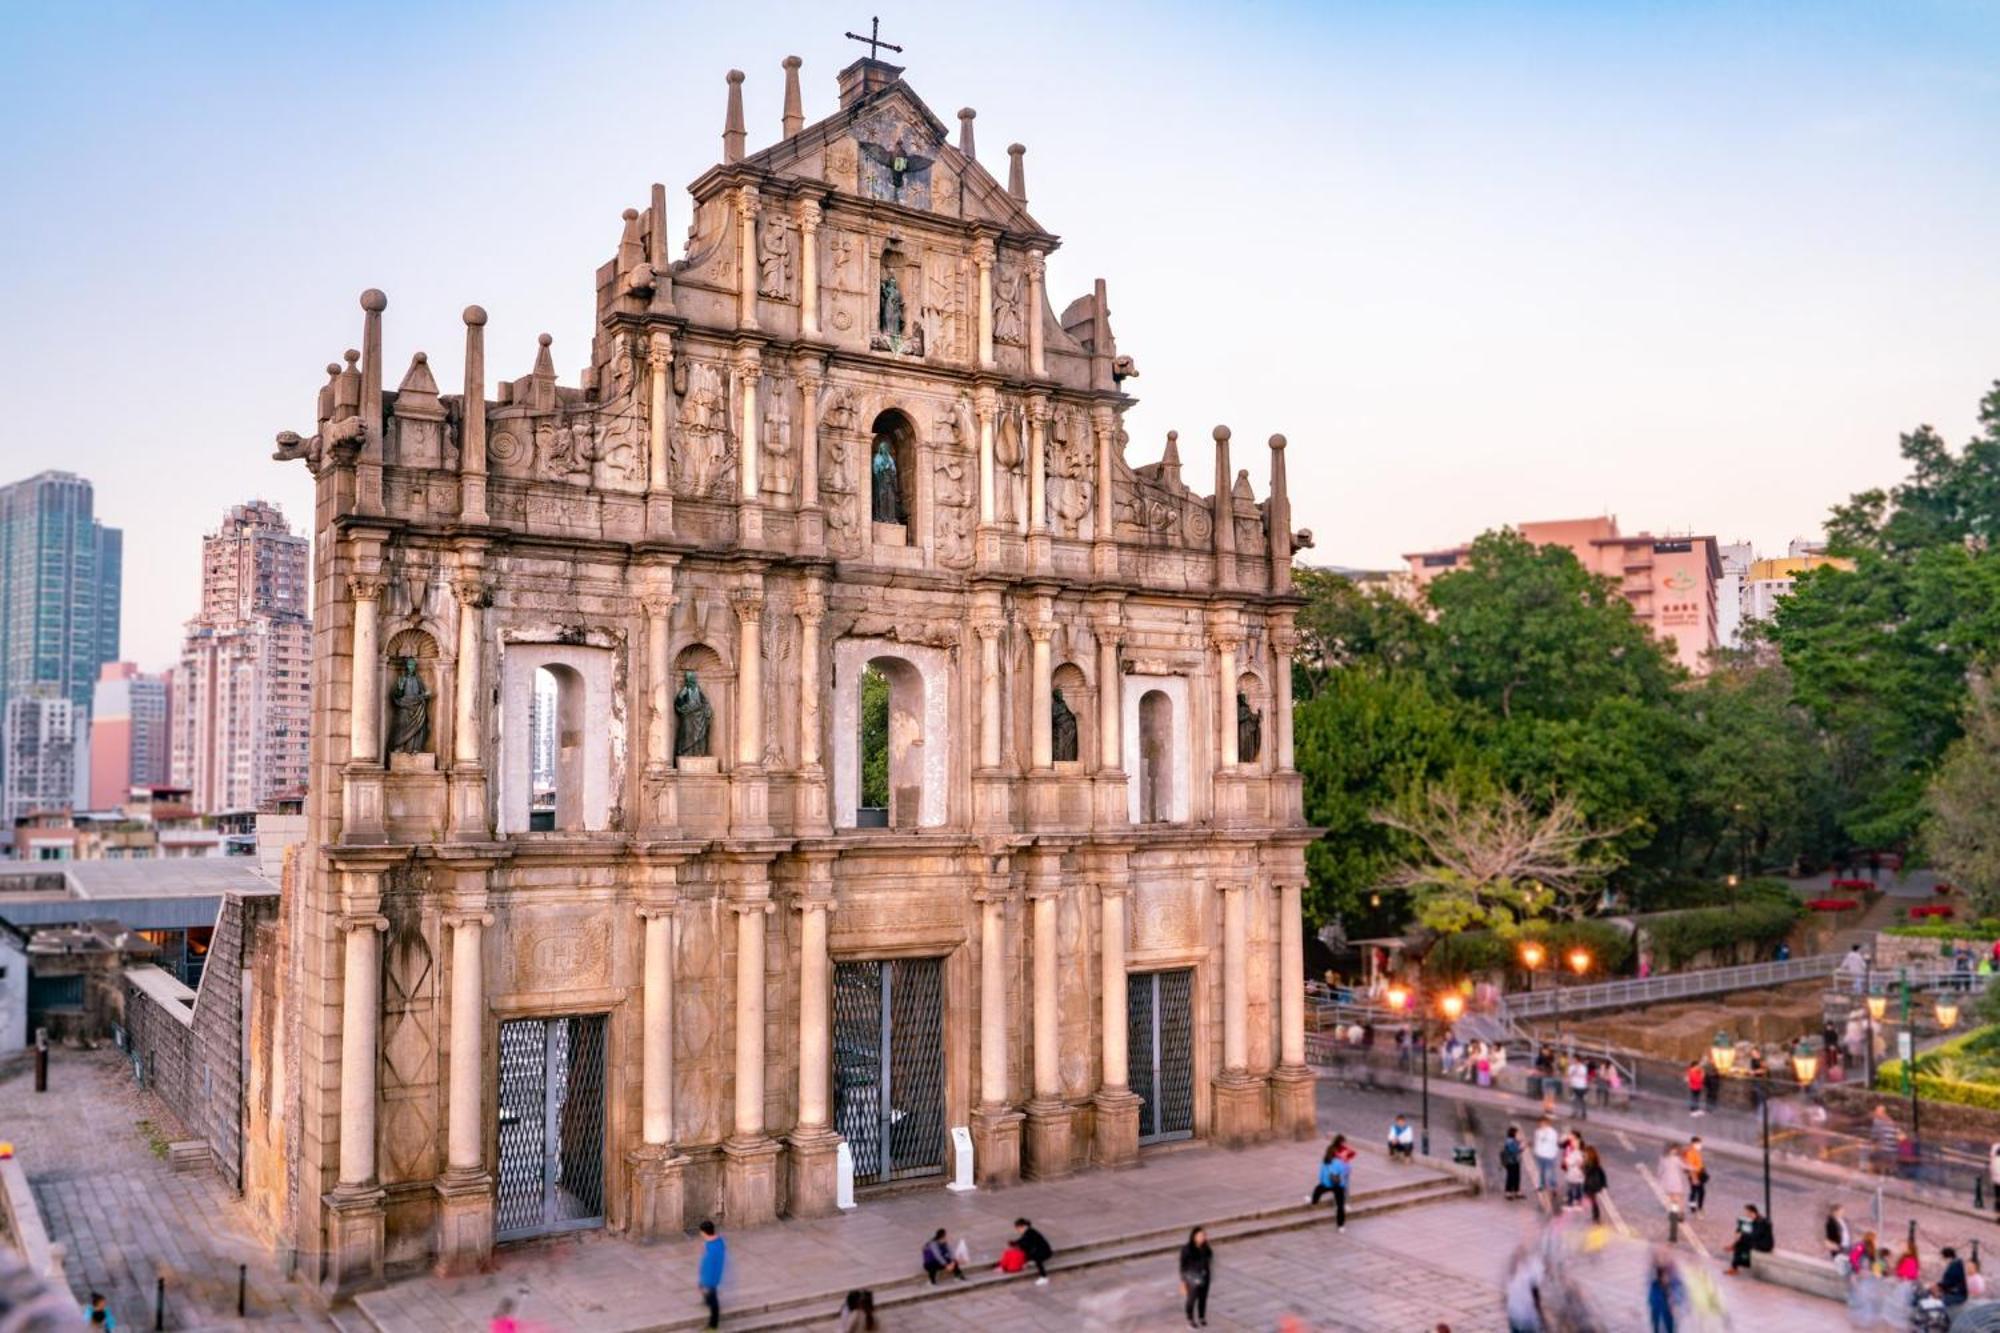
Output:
[264, 55, 1313, 1293]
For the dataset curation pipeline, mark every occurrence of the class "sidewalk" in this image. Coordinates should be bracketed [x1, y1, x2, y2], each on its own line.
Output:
[352, 1137, 1464, 1331]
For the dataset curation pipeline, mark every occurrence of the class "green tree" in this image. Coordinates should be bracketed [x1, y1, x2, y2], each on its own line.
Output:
[1290, 566, 1430, 699]
[1826, 384, 2000, 555]
[859, 665, 888, 809]
[1677, 655, 1839, 878]
[1925, 672, 2000, 916]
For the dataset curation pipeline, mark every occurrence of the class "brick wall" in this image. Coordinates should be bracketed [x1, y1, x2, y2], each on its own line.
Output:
[122, 890, 279, 1193]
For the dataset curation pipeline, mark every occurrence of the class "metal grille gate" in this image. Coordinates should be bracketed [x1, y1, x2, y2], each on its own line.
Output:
[832, 958, 946, 1185]
[1128, 969, 1195, 1143]
[495, 1015, 608, 1240]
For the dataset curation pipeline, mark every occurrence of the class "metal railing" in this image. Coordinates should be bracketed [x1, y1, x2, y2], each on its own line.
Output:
[1502, 953, 1845, 1020]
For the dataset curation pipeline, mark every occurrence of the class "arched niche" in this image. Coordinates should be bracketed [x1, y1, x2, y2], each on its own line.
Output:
[1050, 661, 1092, 769]
[500, 643, 616, 834]
[1123, 674, 1190, 824]
[867, 408, 918, 531]
[1235, 669, 1268, 767]
[382, 628, 442, 761]
[670, 642, 730, 770]
[831, 637, 951, 829]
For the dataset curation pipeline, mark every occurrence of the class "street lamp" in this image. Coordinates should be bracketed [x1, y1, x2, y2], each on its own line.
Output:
[1936, 998, 1961, 1032]
[1711, 1031, 1737, 1075]
[1712, 1030, 1775, 1232]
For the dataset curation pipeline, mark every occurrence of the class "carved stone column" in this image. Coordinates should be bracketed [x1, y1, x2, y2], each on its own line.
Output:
[1211, 881, 1268, 1146]
[1091, 405, 1117, 576]
[644, 594, 674, 775]
[722, 878, 779, 1225]
[796, 199, 822, 338]
[788, 865, 841, 1216]
[976, 619, 1003, 770]
[325, 909, 388, 1294]
[459, 306, 489, 522]
[437, 901, 495, 1274]
[1093, 882, 1141, 1166]
[735, 185, 760, 331]
[1271, 623, 1296, 771]
[646, 332, 675, 534]
[1215, 632, 1240, 770]
[974, 235, 997, 368]
[448, 575, 489, 841]
[1026, 251, 1046, 377]
[795, 589, 829, 833]
[349, 578, 384, 766]
[971, 881, 1023, 1184]
[1211, 424, 1235, 590]
[1028, 619, 1053, 772]
[1091, 610, 1126, 828]
[731, 586, 771, 835]
[629, 900, 689, 1239]
[1270, 879, 1317, 1139]
[735, 348, 763, 546]
[1023, 867, 1072, 1179]
[975, 384, 998, 526]
[1026, 395, 1051, 570]
[794, 357, 824, 550]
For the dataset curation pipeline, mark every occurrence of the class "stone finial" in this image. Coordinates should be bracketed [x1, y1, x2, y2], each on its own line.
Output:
[648, 183, 669, 266]
[1091, 277, 1113, 391]
[1268, 433, 1293, 591]
[782, 57, 804, 138]
[359, 290, 386, 453]
[1234, 468, 1255, 501]
[723, 70, 747, 163]
[1007, 143, 1027, 202]
[1161, 430, 1182, 488]
[394, 351, 441, 416]
[533, 332, 555, 379]
[1212, 426, 1236, 584]
[463, 305, 487, 327]
[618, 207, 645, 275]
[958, 108, 977, 159]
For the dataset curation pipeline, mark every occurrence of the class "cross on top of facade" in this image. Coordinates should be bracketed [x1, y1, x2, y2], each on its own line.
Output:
[844, 17, 903, 62]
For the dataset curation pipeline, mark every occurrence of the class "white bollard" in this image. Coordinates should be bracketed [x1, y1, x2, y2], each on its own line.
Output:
[946, 1125, 976, 1193]
[836, 1140, 857, 1210]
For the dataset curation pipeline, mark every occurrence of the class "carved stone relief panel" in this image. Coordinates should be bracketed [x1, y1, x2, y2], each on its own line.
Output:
[762, 377, 795, 499]
[993, 262, 1025, 346]
[1047, 409, 1094, 538]
[921, 251, 961, 362]
[757, 216, 797, 301]
[378, 898, 438, 1185]
[674, 361, 733, 499]
[933, 454, 974, 569]
[1131, 877, 1200, 953]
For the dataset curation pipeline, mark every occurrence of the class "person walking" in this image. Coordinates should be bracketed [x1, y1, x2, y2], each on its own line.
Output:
[836, 1290, 877, 1333]
[1684, 1137, 1707, 1215]
[922, 1227, 968, 1282]
[1311, 1137, 1352, 1230]
[1178, 1226, 1214, 1328]
[84, 1294, 115, 1330]
[1500, 1125, 1525, 1200]
[1012, 1219, 1054, 1284]
[1647, 1254, 1682, 1333]
[1567, 1057, 1590, 1121]
[1655, 1143, 1689, 1225]
[1532, 1116, 1561, 1204]
[1685, 1060, 1705, 1116]
[1702, 1056, 1720, 1112]
[1823, 1203, 1851, 1270]
[1582, 1145, 1608, 1224]
[1561, 1134, 1586, 1211]
[696, 1219, 727, 1330]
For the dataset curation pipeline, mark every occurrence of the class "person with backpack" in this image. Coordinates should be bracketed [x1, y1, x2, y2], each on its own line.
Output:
[1178, 1226, 1214, 1328]
[1499, 1124, 1525, 1200]
[922, 1227, 967, 1282]
[1310, 1136, 1352, 1230]
[1012, 1218, 1054, 1284]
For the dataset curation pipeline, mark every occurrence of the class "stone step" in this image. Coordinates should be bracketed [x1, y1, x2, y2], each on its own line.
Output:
[638, 1173, 1475, 1333]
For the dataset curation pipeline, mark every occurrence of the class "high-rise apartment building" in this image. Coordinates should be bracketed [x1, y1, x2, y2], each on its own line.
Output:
[0, 472, 121, 810]
[172, 502, 310, 812]
[89, 662, 172, 808]
[3, 689, 77, 824]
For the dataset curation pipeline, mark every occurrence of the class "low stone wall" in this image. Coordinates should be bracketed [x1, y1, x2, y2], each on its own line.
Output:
[0, 1156, 58, 1281]
[1873, 931, 1989, 968]
[1820, 1082, 2000, 1141]
[121, 890, 279, 1194]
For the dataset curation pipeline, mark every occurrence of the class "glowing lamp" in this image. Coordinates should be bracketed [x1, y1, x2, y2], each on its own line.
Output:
[1711, 1032, 1737, 1075]
[1385, 984, 1410, 1013]
[1567, 947, 1592, 976]
[1937, 999, 1961, 1031]
[1439, 992, 1466, 1021]
[1791, 1042, 1818, 1086]
[1866, 993, 1888, 1022]
[1519, 941, 1546, 970]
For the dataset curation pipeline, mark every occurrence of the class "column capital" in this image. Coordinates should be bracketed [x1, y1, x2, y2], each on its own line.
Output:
[1268, 623, 1298, 655]
[635, 902, 682, 922]
[1208, 629, 1243, 654]
[1027, 249, 1046, 279]
[971, 615, 1004, 641]
[1089, 403, 1116, 432]
[1026, 621, 1054, 645]
[728, 898, 778, 917]
[793, 358, 826, 389]
[733, 344, 763, 373]
[338, 913, 390, 934]
[349, 577, 386, 604]
[642, 592, 679, 618]
[789, 892, 835, 914]
[733, 183, 761, 218]
[1094, 879, 1130, 900]
[646, 331, 675, 369]
[1213, 879, 1248, 897]
[731, 588, 765, 620]
[797, 599, 825, 631]
[973, 384, 1000, 415]
[794, 197, 823, 231]
[452, 577, 488, 608]
[442, 910, 494, 930]
[972, 236, 997, 267]
[1025, 392, 1052, 422]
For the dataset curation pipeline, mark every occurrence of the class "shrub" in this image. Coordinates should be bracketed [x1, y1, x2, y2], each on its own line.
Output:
[1638, 898, 1803, 970]
[1807, 898, 1860, 912]
[1876, 1026, 2000, 1110]
[1885, 919, 2000, 941]
[1423, 919, 1634, 983]
[1909, 904, 1954, 920]
[1630, 878, 1797, 913]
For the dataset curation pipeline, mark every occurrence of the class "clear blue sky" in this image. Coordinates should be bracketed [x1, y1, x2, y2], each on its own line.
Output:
[3, 1, 1996, 665]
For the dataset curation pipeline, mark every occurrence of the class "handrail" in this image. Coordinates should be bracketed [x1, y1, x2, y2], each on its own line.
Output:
[1501, 953, 1843, 1019]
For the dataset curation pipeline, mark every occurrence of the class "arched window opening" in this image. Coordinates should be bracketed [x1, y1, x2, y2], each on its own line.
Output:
[868, 410, 917, 531]
[1138, 689, 1173, 824]
[529, 667, 558, 830]
[854, 655, 924, 829]
[858, 663, 890, 824]
[533, 663, 587, 831]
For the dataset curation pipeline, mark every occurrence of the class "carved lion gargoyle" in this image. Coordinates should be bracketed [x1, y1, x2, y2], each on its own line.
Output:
[623, 261, 658, 298]
[272, 430, 313, 464]
[1112, 355, 1140, 383]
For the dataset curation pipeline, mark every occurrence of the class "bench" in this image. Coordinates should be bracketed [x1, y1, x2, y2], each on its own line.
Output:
[1748, 1248, 1847, 1302]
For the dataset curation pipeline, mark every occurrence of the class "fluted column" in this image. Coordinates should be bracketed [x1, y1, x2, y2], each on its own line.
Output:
[337, 914, 388, 1187]
[976, 620, 1003, 769]
[795, 363, 822, 512]
[1221, 884, 1248, 1074]
[1100, 886, 1128, 1091]
[975, 386, 997, 525]
[452, 579, 484, 768]
[975, 236, 997, 368]
[1029, 622, 1053, 771]
[445, 910, 492, 1171]
[645, 595, 674, 772]
[1279, 882, 1305, 1069]
[349, 579, 384, 765]
[1031, 888, 1060, 1100]
[647, 333, 674, 496]
[1091, 406, 1115, 544]
[734, 590, 764, 766]
[640, 906, 678, 1146]
[735, 186, 760, 331]
[1026, 251, 1046, 377]
[797, 200, 821, 338]
[1272, 625, 1297, 771]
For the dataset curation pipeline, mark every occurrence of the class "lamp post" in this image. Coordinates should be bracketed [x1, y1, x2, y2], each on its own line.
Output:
[1713, 1030, 1778, 1237]
[1558, 946, 1592, 1045]
[1386, 981, 1464, 1158]
[1865, 973, 1885, 1089]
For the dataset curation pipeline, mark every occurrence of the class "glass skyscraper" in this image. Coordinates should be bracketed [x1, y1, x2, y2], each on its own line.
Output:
[0, 471, 122, 819]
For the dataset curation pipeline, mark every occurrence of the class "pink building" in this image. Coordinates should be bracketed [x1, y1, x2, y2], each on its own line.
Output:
[170, 502, 310, 813]
[1404, 516, 1722, 673]
[88, 662, 171, 809]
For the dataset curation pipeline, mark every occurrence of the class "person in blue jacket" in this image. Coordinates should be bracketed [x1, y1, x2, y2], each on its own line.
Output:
[1309, 1136, 1353, 1231]
[697, 1219, 727, 1329]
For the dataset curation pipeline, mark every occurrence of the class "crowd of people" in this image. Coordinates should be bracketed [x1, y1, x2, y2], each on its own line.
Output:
[1820, 1201, 1985, 1328]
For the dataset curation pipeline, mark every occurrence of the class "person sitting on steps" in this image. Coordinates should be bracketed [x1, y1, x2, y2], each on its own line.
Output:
[1388, 1114, 1416, 1161]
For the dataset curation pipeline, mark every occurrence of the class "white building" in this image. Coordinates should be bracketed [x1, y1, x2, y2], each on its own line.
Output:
[1715, 541, 1755, 652]
[2, 691, 76, 824]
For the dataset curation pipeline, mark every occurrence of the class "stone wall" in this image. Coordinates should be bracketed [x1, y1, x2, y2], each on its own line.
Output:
[122, 891, 280, 1193]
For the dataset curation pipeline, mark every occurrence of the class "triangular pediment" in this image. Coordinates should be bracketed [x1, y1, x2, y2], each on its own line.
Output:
[741, 80, 1049, 238]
